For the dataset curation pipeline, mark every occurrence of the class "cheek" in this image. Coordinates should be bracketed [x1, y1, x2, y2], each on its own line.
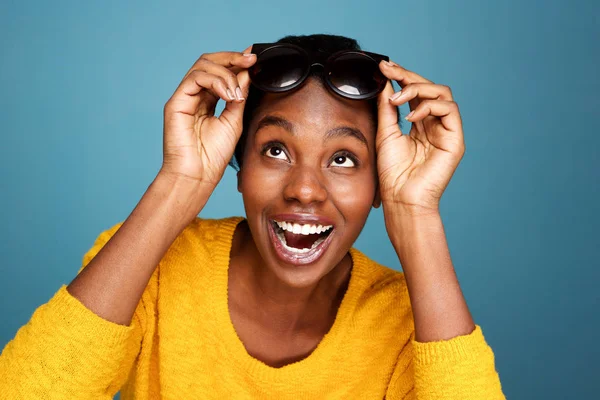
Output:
[239, 160, 285, 209]
[326, 170, 377, 219]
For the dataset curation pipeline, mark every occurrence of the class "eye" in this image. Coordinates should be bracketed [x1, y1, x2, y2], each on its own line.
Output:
[263, 143, 289, 161]
[330, 152, 357, 168]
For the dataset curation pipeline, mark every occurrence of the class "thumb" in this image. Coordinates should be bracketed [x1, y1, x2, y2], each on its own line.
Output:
[219, 69, 251, 138]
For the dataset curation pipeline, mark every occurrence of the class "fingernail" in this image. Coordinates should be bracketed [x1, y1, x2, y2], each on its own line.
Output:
[243, 53, 255, 57]
[235, 87, 244, 100]
[390, 90, 403, 101]
[405, 111, 415, 120]
[226, 89, 235, 101]
[384, 60, 393, 66]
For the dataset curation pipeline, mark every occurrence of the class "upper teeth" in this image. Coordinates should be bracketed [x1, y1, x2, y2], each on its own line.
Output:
[275, 220, 333, 235]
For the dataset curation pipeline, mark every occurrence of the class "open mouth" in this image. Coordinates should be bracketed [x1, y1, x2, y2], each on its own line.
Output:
[268, 219, 335, 265]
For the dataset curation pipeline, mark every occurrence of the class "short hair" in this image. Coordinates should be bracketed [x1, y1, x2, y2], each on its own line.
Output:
[229, 34, 400, 170]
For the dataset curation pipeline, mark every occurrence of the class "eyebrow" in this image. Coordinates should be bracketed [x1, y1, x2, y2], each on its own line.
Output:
[255, 115, 368, 147]
[325, 126, 368, 147]
[256, 115, 295, 135]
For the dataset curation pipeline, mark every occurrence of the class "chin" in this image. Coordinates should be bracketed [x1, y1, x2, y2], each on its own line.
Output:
[266, 258, 336, 289]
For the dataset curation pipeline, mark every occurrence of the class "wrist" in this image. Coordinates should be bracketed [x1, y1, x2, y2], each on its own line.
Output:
[383, 205, 444, 253]
[150, 171, 213, 227]
[383, 202, 441, 226]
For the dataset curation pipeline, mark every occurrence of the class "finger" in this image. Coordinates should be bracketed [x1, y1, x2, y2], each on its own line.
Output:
[376, 80, 403, 144]
[379, 60, 431, 88]
[218, 69, 252, 140]
[405, 100, 462, 133]
[202, 49, 256, 67]
[165, 70, 230, 117]
[185, 50, 256, 80]
[190, 59, 246, 102]
[389, 83, 453, 106]
[241, 45, 253, 54]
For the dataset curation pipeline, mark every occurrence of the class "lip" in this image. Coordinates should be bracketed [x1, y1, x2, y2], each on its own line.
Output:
[267, 217, 336, 266]
[270, 213, 335, 227]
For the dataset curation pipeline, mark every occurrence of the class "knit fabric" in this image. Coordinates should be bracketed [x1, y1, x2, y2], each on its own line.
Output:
[0, 217, 504, 399]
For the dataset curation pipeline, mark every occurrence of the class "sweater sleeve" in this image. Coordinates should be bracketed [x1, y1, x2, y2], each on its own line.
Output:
[0, 223, 146, 399]
[386, 325, 505, 400]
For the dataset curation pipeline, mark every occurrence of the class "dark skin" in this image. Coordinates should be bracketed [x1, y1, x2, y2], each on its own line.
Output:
[230, 78, 379, 367]
[66, 47, 473, 369]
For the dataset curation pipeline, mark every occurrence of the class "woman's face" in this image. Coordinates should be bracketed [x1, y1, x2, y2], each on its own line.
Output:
[238, 78, 378, 288]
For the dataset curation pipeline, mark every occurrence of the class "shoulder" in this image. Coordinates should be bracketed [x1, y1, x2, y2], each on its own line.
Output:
[174, 216, 244, 252]
[185, 216, 244, 239]
[158, 216, 243, 279]
[347, 248, 413, 332]
[349, 247, 408, 299]
[82, 216, 243, 267]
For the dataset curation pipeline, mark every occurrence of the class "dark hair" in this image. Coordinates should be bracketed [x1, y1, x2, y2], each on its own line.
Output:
[229, 34, 400, 170]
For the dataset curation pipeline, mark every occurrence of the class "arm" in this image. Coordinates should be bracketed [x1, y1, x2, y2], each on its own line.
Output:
[0, 175, 207, 399]
[69, 46, 259, 326]
[385, 209, 504, 399]
[67, 173, 210, 326]
[386, 209, 473, 342]
[0, 49, 257, 398]
[376, 61, 504, 399]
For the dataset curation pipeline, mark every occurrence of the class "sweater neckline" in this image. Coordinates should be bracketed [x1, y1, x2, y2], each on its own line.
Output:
[209, 216, 368, 382]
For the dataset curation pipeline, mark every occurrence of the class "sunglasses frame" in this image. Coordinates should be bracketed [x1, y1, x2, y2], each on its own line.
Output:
[250, 43, 390, 100]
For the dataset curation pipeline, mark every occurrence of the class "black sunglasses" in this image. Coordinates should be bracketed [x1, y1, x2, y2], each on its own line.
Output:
[249, 43, 389, 100]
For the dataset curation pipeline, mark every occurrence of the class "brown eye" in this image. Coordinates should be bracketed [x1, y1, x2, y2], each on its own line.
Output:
[330, 154, 356, 168]
[264, 144, 289, 161]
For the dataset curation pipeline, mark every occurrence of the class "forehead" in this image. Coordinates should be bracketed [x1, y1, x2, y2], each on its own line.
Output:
[250, 78, 375, 135]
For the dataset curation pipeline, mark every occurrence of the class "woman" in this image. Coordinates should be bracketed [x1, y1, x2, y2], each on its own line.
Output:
[0, 34, 505, 399]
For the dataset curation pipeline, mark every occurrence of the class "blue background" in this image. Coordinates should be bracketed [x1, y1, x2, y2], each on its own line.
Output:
[1, 0, 598, 398]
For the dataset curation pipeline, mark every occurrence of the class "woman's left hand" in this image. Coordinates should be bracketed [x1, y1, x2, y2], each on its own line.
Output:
[375, 61, 465, 215]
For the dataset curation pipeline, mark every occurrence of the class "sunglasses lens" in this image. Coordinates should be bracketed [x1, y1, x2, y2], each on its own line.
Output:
[250, 47, 309, 91]
[328, 53, 386, 98]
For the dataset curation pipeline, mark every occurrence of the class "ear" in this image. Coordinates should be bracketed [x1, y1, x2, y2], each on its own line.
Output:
[372, 185, 381, 209]
[237, 169, 243, 193]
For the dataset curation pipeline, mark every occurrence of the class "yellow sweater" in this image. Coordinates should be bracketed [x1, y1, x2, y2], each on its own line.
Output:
[0, 217, 504, 399]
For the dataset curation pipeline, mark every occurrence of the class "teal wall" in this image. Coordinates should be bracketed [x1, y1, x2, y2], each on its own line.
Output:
[1, 1, 598, 398]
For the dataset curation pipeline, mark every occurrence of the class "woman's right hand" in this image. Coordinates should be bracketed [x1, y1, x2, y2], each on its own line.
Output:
[159, 48, 257, 190]
[61, 49, 257, 332]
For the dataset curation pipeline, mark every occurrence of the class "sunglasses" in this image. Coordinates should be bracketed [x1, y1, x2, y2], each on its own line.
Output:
[249, 43, 389, 100]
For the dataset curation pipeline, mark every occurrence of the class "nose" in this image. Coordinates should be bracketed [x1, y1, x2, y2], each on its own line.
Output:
[283, 165, 328, 205]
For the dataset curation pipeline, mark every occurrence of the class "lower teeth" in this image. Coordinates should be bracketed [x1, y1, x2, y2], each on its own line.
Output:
[275, 227, 327, 254]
